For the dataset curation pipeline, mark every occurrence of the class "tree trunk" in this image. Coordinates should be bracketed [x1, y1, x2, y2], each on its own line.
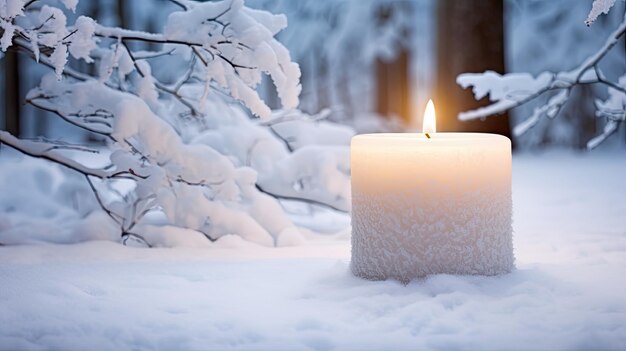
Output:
[117, 0, 129, 29]
[434, 0, 512, 139]
[375, 2, 413, 125]
[376, 50, 411, 125]
[4, 50, 21, 136]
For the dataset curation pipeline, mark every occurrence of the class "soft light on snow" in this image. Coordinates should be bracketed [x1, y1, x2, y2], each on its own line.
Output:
[1, 151, 625, 350]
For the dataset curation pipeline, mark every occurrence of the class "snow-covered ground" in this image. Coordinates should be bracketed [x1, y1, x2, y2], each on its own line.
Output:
[1, 150, 626, 350]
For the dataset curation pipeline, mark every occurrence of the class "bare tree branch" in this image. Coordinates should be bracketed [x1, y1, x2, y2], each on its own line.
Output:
[255, 184, 349, 213]
[85, 175, 124, 225]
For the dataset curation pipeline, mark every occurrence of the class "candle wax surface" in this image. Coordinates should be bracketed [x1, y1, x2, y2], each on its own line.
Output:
[350, 133, 514, 282]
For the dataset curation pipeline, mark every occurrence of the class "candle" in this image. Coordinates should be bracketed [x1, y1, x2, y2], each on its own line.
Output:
[350, 100, 514, 282]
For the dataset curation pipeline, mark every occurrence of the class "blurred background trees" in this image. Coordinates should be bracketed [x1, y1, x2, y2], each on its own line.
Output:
[434, 0, 511, 139]
[1, 0, 625, 149]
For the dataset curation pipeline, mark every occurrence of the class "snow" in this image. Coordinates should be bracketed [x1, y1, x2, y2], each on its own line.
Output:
[588, 74, 626, 149]
[37, 5, 70, 77]
[60, 0, 78, 12]
[0, 145, 118, 245]
[456, 71, 554, 122]
[586, 0, 617, 26]
[0, 20, 15, 51]
[1, 151, 626, 350]
[0, 0, 24, 20]
[162, 0, 301, 118]
[68, 16, 97, 63]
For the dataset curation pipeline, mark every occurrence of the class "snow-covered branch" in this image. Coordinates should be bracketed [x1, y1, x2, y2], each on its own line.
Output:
[0, 130, 135, 180]
[457, 5, 626, 149]
[0, 0, 352, 247]
[586, 0, 617, 26]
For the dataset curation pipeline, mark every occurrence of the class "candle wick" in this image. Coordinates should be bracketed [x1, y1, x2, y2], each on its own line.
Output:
[425, 133, 431, 139]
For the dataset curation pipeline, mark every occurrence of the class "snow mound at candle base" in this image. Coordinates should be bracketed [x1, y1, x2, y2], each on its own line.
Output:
[351, 187, 514, 282]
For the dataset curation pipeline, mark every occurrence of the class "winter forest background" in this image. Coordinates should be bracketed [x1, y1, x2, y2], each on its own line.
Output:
[3, 0, 625, 148]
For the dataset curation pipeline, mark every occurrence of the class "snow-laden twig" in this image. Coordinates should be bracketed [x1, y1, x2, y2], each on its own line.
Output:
[587, 74, 626, 149]
[255, 184, 349, 213]
[85, 175, 124, 226]
[258, 108, 332, 127]
[586, 0, 617, 26]
[0, 130, 137, 180]
[11, 37, 99, 83]
[90, 3, 301, 119]
[457, 9, 626, 148]
[120, 41, 203, 117]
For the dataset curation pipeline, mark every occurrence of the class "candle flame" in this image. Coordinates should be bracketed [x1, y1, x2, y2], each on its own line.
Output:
[423, 99, 436, 134]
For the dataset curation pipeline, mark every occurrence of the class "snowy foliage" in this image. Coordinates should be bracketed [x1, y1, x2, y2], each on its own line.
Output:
[459, 1, 626, 149]
[0, 0, 352, 247]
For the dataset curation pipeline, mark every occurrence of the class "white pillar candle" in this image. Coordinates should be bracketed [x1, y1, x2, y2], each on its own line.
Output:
[350, 101, 514, 282]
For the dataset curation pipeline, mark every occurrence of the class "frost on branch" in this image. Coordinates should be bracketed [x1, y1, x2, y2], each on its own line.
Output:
[0, 0, 349, 247]
[457, 8, 626, 149]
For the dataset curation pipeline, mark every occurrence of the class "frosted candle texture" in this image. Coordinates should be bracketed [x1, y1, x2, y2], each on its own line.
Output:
[351, 133, 514, 282]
